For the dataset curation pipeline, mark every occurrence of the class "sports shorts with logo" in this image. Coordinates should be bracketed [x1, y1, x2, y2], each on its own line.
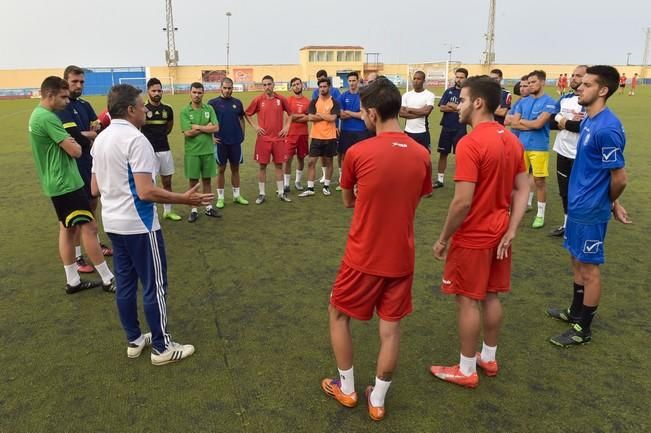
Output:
[184, 153, 216, 179]
[524, 151, 549, 177]
[330, 261, 413, 322]
[255, 137, 287, 164]
[564, 218, 608, 265]
[215, 142, 244, 166]
[51, 187, 94, 228]
[285, 135, 308, 159]
[437, 127, 466, 154]
[309, 138, 337, 158]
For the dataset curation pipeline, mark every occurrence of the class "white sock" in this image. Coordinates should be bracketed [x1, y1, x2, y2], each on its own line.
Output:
[338, 366, 355, 395]
[95, 261, 114, 285]
[163, 203, 172, 213]
[537, 202, 546, 218]
[527, 192, 534, 207]
[338, 169, 342, 183]
[295, 169, 303, 183]
[206, 204, 213, 211]
[276, 180, 284, 195]
[437, 173, 445, 183]
[370, 377, 391, 407]
[283, 174, 291, 186]
[64, 264, 81, 286]
[307, 180, 314, 189]
[321, 167, 326, 178]
[258, 182, 265, 195]
[459, 353, 477, 376]
[233, 187, 240, 198]
[563, 214, 568, 227]
[75, 246, 82, 259]
[217, 189, 225, 199]
[191, 207, 198, 214]
[324, 179, 331, 187]
[480, 342, 497, 362]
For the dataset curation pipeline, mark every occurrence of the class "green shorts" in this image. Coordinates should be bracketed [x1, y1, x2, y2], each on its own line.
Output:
[184, 153, 216, 179]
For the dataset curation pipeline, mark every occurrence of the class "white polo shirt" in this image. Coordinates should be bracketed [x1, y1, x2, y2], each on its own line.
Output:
[92, 119, 160, 235]
[402, 89, 435, 133]
[552, 93, 583, 159]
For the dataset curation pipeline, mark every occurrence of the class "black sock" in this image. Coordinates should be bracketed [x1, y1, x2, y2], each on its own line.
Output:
[578, 304, 598, 332]
[569, 283, 584, 317]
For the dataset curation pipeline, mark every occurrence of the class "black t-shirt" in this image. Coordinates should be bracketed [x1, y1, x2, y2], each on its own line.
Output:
[142, 101, 174, 152]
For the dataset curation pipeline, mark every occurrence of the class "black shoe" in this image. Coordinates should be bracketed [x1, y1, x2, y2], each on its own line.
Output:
[549, 226, 565, 237]
[283, 185, 290, 194]
[546, 306, 580, 324]
[204, 208, 223, 218]
[65, 279, 101, 294]
[433, 181, 444, 189]
[102, 278, 116, 293]
[549, 324, 592, 347]
[188, 211, 198, 223]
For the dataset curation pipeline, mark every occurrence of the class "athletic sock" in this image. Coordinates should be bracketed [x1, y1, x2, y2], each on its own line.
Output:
[537, 202, 546, 218]
[163, 203, 172, 213]
[338, 169, 342, 183]
[459, 353, 477, 376]
[527, 192, 534, 207]
[480, 342, 497, 363]
[338, 366, 355, 395]
[295, 169, 303, 183]
[437, 173, 445, 183]
[217, 189, 225, 199]
[307, 180, 314, 190]
[569, 283, 584, 317]
[324, 179, 331, 187]
[232, 187, 240, 198]
[75, 246, 82, 259]
[95, 261, 114, 285]
[563, 214, 568, 228]
[206, 205, 213, 211]
[579, 304, 598, 332]
[64, 264, 81, 286]
[321, 167, 326, 178]
[276, 180, 284, 195]
[191, 207, 198, 214]
[258, 182, 265, 196]
[283, 174, 291, 186]
[370, 377, 391, 407]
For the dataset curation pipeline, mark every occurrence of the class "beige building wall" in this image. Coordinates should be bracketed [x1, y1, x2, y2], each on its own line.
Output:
[0, 68, 66, 89]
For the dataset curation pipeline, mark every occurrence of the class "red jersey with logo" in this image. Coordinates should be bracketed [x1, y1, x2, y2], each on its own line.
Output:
[287, 95, 310, 136]
[619, 76, 627, 85]
[452, 121, 526, 249]
[245, 93, 290, 141]
[341, 131, 432, 277]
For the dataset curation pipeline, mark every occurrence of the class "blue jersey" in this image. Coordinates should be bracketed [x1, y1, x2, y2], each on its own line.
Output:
[568, 108, 626, 224]
[338, 91, 366, 132]
[57, 97, 97, 176]
[312, 87, 341, 101]
[208, 96, 244, 145]
[513, 94, 557, 151]
[438, 86, 463, 129]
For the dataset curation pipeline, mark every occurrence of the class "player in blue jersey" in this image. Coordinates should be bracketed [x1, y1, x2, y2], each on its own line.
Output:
[510, 70, 558, 228]
[433, 68, 468, 188]
[208, 77, 249, 208]
[547, 65, 631, 347]
[336, 72, 369, 190]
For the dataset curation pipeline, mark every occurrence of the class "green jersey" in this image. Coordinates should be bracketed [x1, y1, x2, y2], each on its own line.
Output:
[180, 103, 218, 155]
[29, 105, 84, 197]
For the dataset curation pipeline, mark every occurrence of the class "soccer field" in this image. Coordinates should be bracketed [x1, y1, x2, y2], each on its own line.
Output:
[1, 86, 649, 433]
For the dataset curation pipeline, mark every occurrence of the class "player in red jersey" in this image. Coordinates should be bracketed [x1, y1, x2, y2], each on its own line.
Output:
[618, 73, 627, 95]
[320, 77, 432, 421]
[283, 77, 310, 192]
[429, 76, 529, 388]
[628, 73, 637, 96]
[245, 75, 292, 204]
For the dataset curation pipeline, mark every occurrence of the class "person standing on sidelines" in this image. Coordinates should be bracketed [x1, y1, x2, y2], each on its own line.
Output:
[92, 84, 214, 365]
[321, 77, 431, 421]
[29, 76, 115, 294]
[628, 73, 638, 96]
[400, 71, 436, 152]
[141, 78, 181, 221]
[510, 70, 557, 228]
[336, 71, 369, 191]
[208, 77, 249, 208]
[548, 65, 588, 237]
[181, 82, 221, 222]
[547, 66, 631, 347]
[433, 68, 468, 189]
[245, 75, 292, 204]
[489, 69, 512, 125]
[618, 73, 627, 95]
[429, 76, 528, 388]
[283, 77, 310, 192]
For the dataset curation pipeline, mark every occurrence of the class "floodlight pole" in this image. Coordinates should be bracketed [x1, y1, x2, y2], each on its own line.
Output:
[626, 52, 632, 66]
[226, 12, 232, 77]
[444, 44, 459, 90]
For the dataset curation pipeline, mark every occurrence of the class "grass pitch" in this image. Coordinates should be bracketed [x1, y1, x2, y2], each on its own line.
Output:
[0, 86, 649, 433]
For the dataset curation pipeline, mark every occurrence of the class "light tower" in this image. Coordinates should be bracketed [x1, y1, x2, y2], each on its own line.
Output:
[643, 27, 650, 82]
[226, 12, 232, 76]
[164, 0, 179, 68]
[482, 0, 496, 70]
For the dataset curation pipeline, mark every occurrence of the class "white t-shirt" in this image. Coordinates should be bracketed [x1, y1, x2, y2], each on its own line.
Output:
[552, 94, 582, 159]
[402, 89, 435, 133]
[92, 119, 161, 235]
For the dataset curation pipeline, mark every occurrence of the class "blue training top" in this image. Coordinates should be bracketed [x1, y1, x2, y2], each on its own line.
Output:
[513, 94, 557, 151]
[438, 86, 463, 129]
[208, 96, 244, 145]
[338, 91, 366, 132]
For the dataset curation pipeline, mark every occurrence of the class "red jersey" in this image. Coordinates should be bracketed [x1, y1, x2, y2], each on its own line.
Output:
[619, 76, 627, 85]
[245, 93, 290, 141]
[98, 109, 111, 130]
[452, 122, 525, 249]
[287, 95, 310, 136]
[341, 131, 432, 277]
[632, 76, 638, 86]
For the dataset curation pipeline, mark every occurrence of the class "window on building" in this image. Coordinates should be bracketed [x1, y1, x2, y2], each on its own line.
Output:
[309, 51, 316, 62]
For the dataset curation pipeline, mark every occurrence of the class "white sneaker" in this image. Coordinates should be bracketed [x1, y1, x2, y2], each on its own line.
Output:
[298, 189, 315, 197]
[255, 194, 266, 205]
[151, 341, 195, 366]
[318, 175, 326, 184]
[322, 186, 331, 196]
[294, 181, 304, 191]
[127, 332, 152, 358]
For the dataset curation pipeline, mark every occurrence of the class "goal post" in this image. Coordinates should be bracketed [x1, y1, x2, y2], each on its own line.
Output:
[406, 61, 462, 92]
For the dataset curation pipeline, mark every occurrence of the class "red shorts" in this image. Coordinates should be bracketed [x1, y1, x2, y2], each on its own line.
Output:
[286, 135, 309, 159]
[440, 242, 511, 300]
[254, 138, 287, 164]
[330, 261, 413, 322]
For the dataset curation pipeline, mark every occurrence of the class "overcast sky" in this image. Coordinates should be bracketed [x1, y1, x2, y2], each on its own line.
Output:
[3, 0, 649, 69]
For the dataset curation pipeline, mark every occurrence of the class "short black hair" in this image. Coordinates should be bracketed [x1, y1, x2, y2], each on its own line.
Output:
[586, 65, 620, 99]
[359, 76, 401, 121]
[317, 77, 331, 87]
[413, 70, 426, 79]
[290, 77, 302, 86]
[190, 82, 204, 90]
[316, 69, 328, 79]
[520, 75, 529, 81]
[528, 70, 547, 81]
[262, 75, 274, 82]
[107, 84, 141, 119]
[63, 65, 84, 80]
[147, 77, 162, 89]
[490, 68, 503, 78]
[456, 68, 469, 78]
[221, 77, 233, 85]
[460, 75, 501, 114]
[41, 76, 69, 96]
[348, 71, 359, 80]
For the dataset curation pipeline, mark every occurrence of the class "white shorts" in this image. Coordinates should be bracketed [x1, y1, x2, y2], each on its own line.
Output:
[156, 151, 175, 176]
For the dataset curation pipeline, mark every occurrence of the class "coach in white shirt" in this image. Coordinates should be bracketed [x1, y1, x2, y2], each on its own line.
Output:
[400, 70, 436, 152]
[91, 84, 213, 366]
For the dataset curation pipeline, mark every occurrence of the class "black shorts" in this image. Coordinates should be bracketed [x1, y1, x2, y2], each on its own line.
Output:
[619, 84, 625, 88]
[437, 127, 467, 154]
[51, 188, 94, 228]
[406, 131, 431, 152]
[338, 130, 370, 154]
[309, 138, 337, 158]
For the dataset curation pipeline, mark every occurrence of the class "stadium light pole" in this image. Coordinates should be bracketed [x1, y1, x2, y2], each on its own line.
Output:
[444, 44, 459, 90]
[226, 12, 232, 77]
[626, 52, 632, 66]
